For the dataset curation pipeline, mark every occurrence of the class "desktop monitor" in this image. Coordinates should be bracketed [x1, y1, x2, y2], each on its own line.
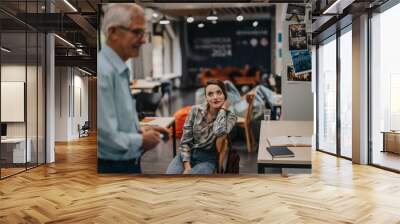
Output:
[1, 123, 7, 137]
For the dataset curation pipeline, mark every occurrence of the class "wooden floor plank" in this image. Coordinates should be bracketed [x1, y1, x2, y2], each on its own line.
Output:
[0, 135, 400, 223]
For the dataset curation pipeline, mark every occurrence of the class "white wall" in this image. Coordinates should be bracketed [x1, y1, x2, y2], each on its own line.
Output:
[166, 22, 182, 79]
[55, 67, 69, 141]
[278, 4, 314, 121]
[55, 67, 89, 141]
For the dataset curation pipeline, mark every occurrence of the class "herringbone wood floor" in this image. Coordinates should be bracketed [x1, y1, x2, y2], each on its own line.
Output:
[1, 135, 400, 224]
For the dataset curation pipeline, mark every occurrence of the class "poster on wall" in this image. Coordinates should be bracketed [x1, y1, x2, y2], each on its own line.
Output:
[289, 50, 311, 81]
[287, 65, 311, 82]
[289, 23, 307, 51]
[286, 4, 306, 21]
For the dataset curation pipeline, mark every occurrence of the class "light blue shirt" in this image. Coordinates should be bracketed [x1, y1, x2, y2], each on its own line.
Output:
[97, 44, 143, 161]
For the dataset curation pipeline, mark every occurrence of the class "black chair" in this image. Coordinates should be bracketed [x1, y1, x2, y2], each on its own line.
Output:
[161, 81, 173, 114]
[135, 92, 162, 120]
[79, 121, 90, 138]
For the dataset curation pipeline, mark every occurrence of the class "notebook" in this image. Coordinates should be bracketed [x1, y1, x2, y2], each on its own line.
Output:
[267, 146, 295, 158]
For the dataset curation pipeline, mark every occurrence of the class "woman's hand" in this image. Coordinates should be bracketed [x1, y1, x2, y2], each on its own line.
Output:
[221, 100, 230, 110]
[183, 162, 192, 174]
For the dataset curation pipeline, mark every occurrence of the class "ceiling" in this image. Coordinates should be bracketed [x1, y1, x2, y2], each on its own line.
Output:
[311, 0, 389, 40]
[1, 0, 300, 75]
[144, 4, 275, 18]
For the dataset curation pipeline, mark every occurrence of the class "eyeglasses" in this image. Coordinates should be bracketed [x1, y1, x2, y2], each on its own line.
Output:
[116, 26, 150, 39]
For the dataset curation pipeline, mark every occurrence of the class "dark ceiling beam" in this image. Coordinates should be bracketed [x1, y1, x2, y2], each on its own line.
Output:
[13, 13, 83, 32]
[66, 14, 97, 46]
[228, 8, 236, 15]
[0, 8, 38, 31]
[222, 8, 231, 15]
[86, 0, 97, 11]
[55, 55, 96, 71]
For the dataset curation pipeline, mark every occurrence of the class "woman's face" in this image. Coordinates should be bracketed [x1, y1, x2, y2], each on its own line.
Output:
[205, 84, 225, 110]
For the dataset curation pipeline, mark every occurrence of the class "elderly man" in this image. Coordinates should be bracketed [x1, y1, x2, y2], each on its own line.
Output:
[98, 3, 168, 173]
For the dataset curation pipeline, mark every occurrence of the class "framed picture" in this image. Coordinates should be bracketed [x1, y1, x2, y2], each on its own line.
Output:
[289, 24, 307, 51]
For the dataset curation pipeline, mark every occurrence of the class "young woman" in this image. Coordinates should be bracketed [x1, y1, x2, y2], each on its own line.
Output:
[166, 80, 237, 174]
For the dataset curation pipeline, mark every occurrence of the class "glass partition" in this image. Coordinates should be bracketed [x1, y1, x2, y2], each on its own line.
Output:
[339, 27, 352, 158]
[27, 31, 38, 169]
[370, 3, 400, 171]
[317, 35, 337, 155]
[1, 31, 28, 177]
[0, 0, 46, 179]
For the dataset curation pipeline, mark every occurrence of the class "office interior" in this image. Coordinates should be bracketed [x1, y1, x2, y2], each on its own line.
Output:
[0, 0, 399, 222]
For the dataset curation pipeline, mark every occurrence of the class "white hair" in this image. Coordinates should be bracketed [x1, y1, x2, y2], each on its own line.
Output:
[101, 3, 145, 39]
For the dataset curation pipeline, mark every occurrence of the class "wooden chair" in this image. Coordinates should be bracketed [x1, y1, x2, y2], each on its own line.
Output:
[215, 135, 229, 173]
[236, 94, 256, 152]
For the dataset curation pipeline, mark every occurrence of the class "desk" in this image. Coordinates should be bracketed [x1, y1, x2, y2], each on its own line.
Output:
[159, 73, 180, 82]
[131, 79, 161, 92]
[140, 117, 177, 157]
[257, 121, 312, 174]
[131, 89, 141, 95]
[381, 131, 400, 154]
[1, 138, 31, 163]
[257, 147, 311, 173]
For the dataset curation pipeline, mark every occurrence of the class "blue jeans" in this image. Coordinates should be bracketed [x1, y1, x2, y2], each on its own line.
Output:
[166, 149, 216, 174]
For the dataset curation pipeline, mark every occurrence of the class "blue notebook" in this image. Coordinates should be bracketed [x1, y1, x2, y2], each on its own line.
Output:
[267, 146, 295, 158]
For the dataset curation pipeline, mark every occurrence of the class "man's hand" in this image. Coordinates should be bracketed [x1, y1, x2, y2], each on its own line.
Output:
[142, 125, 169, 136]
[141, 126, 152, 133]
[141, 130, 161, 151]
[150, 126, 170, 137]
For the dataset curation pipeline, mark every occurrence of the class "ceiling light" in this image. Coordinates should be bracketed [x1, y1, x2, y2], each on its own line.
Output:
[187, 15, 194, 23]
[1, 47, 11, 53]
[63, 0, 78, 12]
[198, 23, 204, 28]
[253, 21, 258, 27]
[236, 14, 244, 22]
[76, 48, 83, 52]
[41, 5, 46, 10]
[212, 20, 217, 24]
[152, 12, 159, 18]
[206, 10, 218, 21]
[159, 16, 170, 25]
[54, 34, 75, 48]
